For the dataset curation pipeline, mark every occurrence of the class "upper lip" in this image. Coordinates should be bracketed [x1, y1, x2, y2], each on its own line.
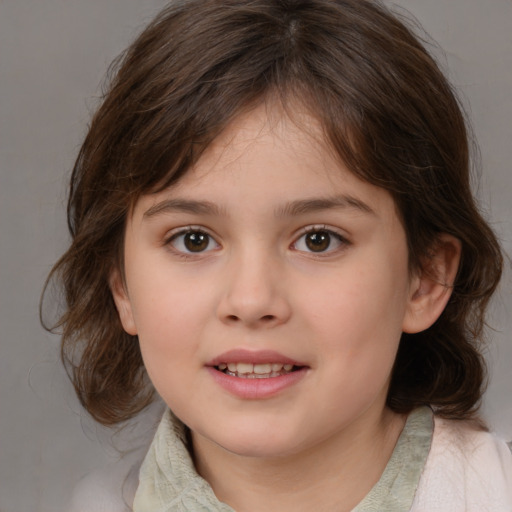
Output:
[207, 349, 306, 367]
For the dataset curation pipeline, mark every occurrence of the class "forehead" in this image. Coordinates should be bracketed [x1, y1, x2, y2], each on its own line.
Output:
[133, 102, 398, 222]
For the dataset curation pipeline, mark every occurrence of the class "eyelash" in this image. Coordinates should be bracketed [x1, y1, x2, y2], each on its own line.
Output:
[164, 225, 350, 258]
[165, 226, 219, 259]
[291, 226, 350, 256]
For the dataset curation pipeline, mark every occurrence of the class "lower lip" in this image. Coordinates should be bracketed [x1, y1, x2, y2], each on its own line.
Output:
[206, 367, 308, 399]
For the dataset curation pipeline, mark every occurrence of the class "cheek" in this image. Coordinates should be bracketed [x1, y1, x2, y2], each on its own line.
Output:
[134, 296, 204, 410]
[134, 288, 203, 353]
[301, 254, 409, 386]
[307, 265, 407, 341]
[126, 272, 209, 382]
[127, 249, 211, 333]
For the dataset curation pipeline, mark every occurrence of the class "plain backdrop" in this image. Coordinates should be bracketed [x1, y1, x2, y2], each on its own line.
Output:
[1, 1, 511, 511]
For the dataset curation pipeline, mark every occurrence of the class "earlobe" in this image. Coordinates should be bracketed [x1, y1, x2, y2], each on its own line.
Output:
[109, 269, 138, 335]
[402, 234, 461, 334]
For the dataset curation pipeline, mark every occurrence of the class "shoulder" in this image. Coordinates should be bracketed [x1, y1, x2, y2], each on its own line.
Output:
[432, 415, 512, 471]
[412, 415, 512, 512]
[68, 458, 141, 512]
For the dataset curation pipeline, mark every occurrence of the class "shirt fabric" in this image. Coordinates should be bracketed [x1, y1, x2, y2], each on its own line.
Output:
[70, 407, 512, 511]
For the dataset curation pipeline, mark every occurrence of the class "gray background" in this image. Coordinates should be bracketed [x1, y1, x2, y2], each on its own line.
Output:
[1, 1, 510, 511]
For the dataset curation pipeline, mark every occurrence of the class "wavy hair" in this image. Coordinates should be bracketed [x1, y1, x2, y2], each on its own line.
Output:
[42, 0, 503, 425]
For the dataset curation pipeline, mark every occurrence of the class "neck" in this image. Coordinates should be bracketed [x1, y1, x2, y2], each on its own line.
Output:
[192, 406, 406, 512]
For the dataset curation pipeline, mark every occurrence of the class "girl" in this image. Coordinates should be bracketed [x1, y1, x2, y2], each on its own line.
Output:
[44, 0, 512, 510]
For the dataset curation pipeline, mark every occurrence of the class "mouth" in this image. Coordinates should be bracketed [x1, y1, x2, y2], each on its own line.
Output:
[214, 362, 302, 379]
[207, 350, 308, 398]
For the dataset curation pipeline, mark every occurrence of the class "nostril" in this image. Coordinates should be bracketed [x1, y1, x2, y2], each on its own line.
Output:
[261, 315, 275, 322]
[227, 315, 239, 322]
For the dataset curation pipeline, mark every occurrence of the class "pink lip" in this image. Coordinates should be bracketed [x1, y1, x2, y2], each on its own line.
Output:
[205, 349, 309, 400]
[206, 366, 308, 399]
[207, 349, 305, 367]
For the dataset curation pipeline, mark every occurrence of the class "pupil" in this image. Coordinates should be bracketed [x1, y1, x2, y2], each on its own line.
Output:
[306, 231, 330, 252]
[184, 232, 208, 252]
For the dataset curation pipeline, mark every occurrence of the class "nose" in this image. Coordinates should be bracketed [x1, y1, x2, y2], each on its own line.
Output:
[216, 249, 292, 329]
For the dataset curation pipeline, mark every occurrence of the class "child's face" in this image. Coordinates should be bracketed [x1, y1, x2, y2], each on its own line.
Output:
[113, 102, 420, 459]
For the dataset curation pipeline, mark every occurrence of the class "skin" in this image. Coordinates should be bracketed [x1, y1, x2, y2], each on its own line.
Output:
[111, 102, 460, 511]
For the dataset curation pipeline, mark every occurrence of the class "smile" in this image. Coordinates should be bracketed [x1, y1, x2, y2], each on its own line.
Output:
[207, 349, 308, 398]
[216, 362, 297, 378]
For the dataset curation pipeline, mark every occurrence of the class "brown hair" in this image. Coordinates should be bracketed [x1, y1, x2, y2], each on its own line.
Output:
[42, 0, 503, 426]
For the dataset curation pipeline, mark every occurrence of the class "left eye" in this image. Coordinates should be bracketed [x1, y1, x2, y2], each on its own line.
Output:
[169, 230, 219, 253]
[293, 229, 346, 253]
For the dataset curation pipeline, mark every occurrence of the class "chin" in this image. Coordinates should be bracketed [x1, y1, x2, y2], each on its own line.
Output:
[222, 440, 300, 459]
[206, 423, 310, 459]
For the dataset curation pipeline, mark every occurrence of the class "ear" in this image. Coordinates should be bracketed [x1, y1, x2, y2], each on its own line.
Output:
[109, 269, 138, 335]
[402, 234, 461, 334]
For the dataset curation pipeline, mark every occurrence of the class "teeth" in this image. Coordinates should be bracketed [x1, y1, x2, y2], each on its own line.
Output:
[236, 363, 253, 375]
[216, 361, 297, 378]
[254, 363, 272, 374]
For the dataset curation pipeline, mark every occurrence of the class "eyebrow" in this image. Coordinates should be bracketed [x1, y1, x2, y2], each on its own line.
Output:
[143, 199, 224, 219]
[142, 194, 376, 220]
[275, 195, 376, 217]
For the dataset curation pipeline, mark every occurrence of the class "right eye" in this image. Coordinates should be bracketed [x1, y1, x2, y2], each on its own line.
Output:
[168, 229, 219, 254]
[292, 228, 348, 254]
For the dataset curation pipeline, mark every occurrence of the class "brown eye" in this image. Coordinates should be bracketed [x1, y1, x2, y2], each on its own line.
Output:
[305, 231, 331, 252]
[185, 232, 210, 252]
[293, 228, 346, 254]
[170, 230, 218, 254]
